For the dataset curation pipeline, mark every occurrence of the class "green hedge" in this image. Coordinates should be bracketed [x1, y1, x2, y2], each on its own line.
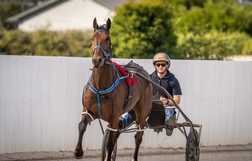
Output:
[176, 29, 252, 60]
[0, 28, 92, 57]
[1, 25, 251, 59]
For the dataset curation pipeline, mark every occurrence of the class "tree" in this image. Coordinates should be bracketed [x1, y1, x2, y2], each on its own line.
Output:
[0, 0, 20, 27]
[110, 0, 179, 59]
[172, 0, 252, 35]
[169, 0, 208, 9]
[172, 0, 252, 58]
[0, 0, 49, 28]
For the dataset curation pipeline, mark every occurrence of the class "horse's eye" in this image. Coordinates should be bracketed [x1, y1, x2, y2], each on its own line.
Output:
[105, 38, 110, 42]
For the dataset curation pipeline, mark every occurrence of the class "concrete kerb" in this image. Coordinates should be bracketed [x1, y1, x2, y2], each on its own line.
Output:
[1, 144, 252, 160]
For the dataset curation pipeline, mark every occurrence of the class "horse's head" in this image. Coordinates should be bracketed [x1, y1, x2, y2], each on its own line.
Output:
[91, 18, 112, 68]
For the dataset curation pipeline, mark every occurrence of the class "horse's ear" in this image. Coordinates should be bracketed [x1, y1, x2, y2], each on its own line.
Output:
[93, 17, 98, 30]
[105, 18, 111, 30]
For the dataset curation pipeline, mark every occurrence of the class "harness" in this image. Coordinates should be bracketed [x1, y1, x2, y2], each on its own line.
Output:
[86, 27, 133, 120]
[87, 73, 129, 119]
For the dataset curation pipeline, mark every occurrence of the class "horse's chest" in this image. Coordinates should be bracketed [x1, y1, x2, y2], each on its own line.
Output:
[84, 88, 112, 105]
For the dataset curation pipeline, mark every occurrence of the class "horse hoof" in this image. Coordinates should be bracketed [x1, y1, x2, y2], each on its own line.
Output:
[73, 150, 83, 159]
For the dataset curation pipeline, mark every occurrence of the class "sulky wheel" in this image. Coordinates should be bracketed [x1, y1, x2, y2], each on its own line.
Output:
[185, 128, 200, 161]
[101, 129, 117, 161]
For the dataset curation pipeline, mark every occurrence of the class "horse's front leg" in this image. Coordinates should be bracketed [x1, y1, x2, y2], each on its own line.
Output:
[74, 116, 88, 159]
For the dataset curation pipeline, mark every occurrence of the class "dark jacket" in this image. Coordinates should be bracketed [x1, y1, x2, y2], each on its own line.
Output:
[150, 70, 182, 100]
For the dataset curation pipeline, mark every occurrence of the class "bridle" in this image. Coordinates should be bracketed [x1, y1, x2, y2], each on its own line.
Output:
[91, 28, 113, 61]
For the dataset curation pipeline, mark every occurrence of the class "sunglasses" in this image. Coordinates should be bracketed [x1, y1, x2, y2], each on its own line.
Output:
[155, 63, 167, 67]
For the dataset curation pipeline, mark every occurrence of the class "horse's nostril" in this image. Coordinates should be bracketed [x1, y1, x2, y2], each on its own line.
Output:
[92, 57, 102, 68]
[98, 58, 102, 63]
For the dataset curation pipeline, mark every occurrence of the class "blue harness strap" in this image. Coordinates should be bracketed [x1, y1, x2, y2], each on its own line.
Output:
[92, 46, 111, 60]
[88, 75, 129, 119]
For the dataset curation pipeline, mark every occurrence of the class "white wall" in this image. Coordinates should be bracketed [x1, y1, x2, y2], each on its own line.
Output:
[0, 55, 252, 153]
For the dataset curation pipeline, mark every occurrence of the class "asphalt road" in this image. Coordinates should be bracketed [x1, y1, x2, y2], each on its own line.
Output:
[111, 151, 252, 161]
[1, 144, 252, 161]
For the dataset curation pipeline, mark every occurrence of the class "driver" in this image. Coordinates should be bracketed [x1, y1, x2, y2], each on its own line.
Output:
[120, 52, 182, 136]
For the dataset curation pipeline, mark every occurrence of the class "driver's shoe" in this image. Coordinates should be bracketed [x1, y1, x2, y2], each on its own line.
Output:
[166, 116, 175, 136]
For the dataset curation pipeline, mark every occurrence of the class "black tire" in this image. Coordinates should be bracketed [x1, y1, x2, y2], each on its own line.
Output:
[185, 128, 200, 161]
[101, 129, 117, 161]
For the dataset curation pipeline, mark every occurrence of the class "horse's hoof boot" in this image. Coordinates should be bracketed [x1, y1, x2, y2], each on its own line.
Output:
[73, 150, 83, 159]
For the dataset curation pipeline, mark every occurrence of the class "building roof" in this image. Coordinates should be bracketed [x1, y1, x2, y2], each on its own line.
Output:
[6, 0, 127, 31]
[6, 0, 63, 29]
[94, 0, 127, 10]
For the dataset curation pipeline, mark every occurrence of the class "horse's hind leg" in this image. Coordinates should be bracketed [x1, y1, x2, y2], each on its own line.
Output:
[74, 116, 88, 159]
[103, 119, 120, 161]
[133, 128, 144, 161]
[104, 130, 115, 161]
[132, 102, 151, 160]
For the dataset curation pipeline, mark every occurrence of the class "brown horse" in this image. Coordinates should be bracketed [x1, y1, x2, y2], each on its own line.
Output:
[74, 18, 153, 161]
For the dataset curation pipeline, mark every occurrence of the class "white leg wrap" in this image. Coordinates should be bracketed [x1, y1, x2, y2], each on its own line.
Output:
[81, 111, 94, 121]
